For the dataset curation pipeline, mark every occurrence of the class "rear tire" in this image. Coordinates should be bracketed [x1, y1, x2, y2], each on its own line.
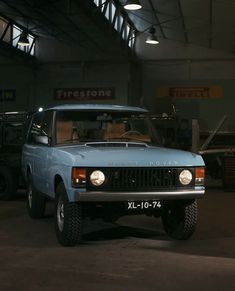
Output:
[55, 182, 82, 246]
[0, 166, 17, 200]
[26, 174, 46, 218]
[161, 199, 197, 240]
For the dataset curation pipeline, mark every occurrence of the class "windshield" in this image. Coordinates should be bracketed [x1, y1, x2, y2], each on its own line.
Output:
[55, 110, 160, 145]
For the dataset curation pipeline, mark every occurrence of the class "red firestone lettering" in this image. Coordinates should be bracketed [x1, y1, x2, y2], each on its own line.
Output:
[57, 90, 64, 99]
[105, 90, 111, 97]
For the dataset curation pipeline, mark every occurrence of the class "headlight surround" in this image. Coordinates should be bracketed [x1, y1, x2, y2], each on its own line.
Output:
[90, 170, 105, 186]
[179, 169, 193, 185]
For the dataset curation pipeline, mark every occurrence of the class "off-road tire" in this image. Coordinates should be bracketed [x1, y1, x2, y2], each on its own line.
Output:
[55, 182, 82, 246]
[161, 199, 197, 240]
[26, 174, 46, 218]
[0, 166, 17, 200]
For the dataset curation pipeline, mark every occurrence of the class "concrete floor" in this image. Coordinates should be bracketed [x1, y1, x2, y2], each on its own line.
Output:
[0, 187, 235, 291]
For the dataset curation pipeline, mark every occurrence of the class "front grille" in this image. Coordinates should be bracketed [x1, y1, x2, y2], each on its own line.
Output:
[87, 168, 177, 191]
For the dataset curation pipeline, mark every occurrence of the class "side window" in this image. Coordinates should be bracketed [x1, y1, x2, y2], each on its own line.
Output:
[41, 111, 53, 138]
[27, 111, 53, 144]
[27, 113, 43, 144]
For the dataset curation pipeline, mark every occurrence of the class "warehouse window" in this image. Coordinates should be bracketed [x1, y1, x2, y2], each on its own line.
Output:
[13, 25, 35, 56]
[126, 23, 130, 39]
[92, 0, 136, 49]
[128, 30, 135, 48]
[12, 25, 21, 47]
[119, 15, 124, 32]
[0, 14, 36, 57]
[104, 2, 110, 19]
[110, 2, 116, 22]
[0, 17, 11, 43]
[100, 0, 106, 11]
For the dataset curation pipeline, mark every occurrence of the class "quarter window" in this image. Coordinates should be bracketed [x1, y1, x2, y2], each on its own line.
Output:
[27, 111, 53, 144]
[28, 113, 43, 144]
[41, 111, 53, 138]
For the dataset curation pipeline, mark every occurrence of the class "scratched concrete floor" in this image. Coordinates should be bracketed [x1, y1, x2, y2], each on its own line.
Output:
[0, 187, 235, 291]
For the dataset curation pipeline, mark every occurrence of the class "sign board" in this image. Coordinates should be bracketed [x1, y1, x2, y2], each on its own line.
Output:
[156, 86, 223, 99]
[0, 89, 15, 101]
[54, 87, 115, 101]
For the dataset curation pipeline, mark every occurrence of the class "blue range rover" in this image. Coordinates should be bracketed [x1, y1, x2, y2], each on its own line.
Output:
[22, 104, 205, 246]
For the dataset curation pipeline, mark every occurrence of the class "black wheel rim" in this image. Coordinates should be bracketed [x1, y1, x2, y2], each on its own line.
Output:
[57, 197, 65, 232]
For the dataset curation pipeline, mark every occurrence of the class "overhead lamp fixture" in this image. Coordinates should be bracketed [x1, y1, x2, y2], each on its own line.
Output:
[145, 27, 159, 45]
[18, 31, 30, 47]
[124, 0, 142, 10]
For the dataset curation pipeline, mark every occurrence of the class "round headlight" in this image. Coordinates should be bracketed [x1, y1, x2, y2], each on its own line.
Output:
[179, 170, 192, 185]
[90, 170, 105, 186]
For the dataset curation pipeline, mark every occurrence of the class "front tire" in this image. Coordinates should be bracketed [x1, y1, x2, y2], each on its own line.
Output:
[26, 174, 46, 218]
[55, 182, 82, 246]
[161, 199, 197, 240]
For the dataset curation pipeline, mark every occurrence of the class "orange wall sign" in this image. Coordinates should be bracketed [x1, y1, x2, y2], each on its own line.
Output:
[156, 86, 223, 99]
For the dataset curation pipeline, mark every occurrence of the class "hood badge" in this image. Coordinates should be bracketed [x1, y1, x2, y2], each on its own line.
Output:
[108, 161, 178, 166]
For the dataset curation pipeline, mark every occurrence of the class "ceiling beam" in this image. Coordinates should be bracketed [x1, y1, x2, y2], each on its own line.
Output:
[177, 0, 188, 43]
[209, 0, 213, 48]
[0, 0, 70, 41]
[147, 0, 166, 38]
[49, 1, 106, 52]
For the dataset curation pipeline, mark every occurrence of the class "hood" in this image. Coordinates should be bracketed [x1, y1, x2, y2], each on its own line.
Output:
[55, 142, 205, 167]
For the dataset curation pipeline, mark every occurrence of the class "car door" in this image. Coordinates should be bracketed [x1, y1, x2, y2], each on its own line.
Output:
[23, 110, 54, 195]
[22, 112, 43, 183]
[34, 110, 54, 194]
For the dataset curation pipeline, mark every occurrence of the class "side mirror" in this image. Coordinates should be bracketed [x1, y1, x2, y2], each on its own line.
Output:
[35, 135, 49, 145]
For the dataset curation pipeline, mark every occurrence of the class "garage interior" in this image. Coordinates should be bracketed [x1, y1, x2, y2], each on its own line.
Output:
[0, 0, 235, 290]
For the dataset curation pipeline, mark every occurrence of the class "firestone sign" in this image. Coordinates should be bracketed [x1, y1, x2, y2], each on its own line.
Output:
[54, 87, 115, 100]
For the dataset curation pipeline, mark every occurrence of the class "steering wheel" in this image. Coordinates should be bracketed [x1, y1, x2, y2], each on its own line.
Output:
[121, 130, 142, 137]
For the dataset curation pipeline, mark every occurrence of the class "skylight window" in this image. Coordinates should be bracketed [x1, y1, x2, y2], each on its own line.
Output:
[0, 17, 11, 43]
[101, 0, 106, 12]
[92, 0, 136, 50]
[104, 2, 110, 19]
[128, 30, 136, 48]
[110, 2, 116, 22]
[0, 15, 36, 57]
[12, 25, 21, 47]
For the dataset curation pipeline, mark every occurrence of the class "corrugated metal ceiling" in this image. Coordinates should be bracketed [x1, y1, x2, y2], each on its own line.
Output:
[0, 0, 235, 58]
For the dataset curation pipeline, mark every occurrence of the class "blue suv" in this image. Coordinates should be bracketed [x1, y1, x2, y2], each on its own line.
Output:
[22, 104, 205, 246]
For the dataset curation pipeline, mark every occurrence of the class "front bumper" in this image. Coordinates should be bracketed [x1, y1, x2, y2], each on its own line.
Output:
[74, 188, 205, 202]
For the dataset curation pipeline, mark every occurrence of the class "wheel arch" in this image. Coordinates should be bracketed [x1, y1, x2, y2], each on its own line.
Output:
[54, 174, 63, 195]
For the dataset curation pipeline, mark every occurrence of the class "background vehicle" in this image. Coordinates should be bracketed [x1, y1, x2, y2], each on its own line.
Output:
[0, 112, 28, 199]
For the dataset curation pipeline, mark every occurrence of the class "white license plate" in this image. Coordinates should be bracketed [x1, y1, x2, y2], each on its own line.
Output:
[127, 201, 161, 210]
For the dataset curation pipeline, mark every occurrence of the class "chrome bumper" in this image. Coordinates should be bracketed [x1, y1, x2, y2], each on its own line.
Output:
[76, 188, 205, 202]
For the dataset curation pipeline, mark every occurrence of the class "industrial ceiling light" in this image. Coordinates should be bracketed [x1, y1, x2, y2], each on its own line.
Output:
[124, 0, 142, 10]
[145, 27, 159, 44]
[18, 31, 30, 46]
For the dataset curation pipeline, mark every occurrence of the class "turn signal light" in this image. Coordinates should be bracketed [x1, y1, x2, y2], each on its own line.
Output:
[72, 168, 86, 187]
[195, 167, 205, 186]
